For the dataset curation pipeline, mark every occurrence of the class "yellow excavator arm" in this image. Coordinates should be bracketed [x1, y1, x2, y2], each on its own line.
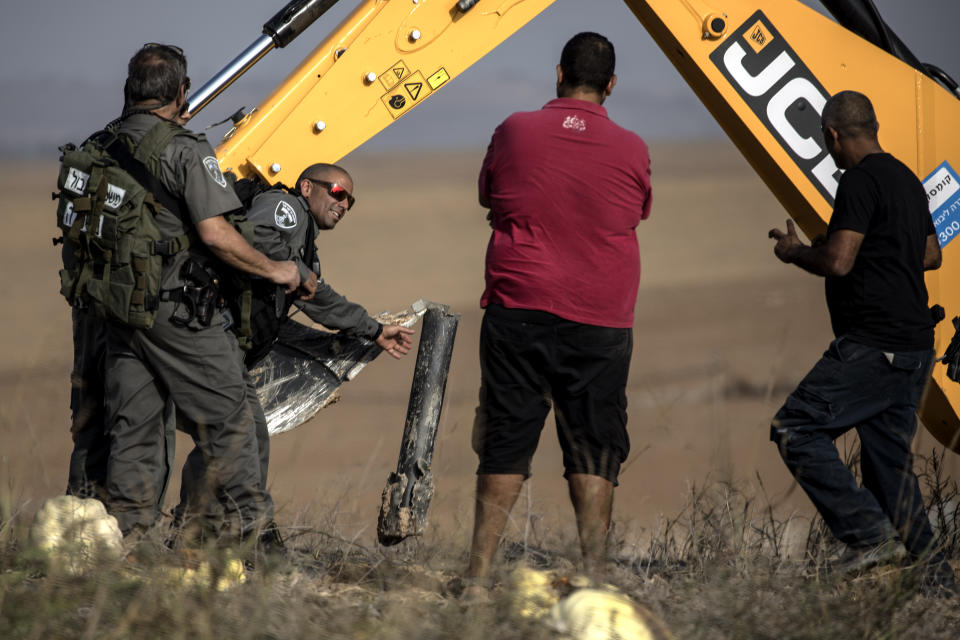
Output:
[207, 0, 960, 451]
[212, 0, 562, 180]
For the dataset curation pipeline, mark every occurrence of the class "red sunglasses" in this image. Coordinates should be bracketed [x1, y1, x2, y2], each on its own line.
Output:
[306, 178, 355, 210]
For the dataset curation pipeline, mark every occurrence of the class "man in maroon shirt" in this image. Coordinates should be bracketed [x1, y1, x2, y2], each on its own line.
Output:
[464, 32, 652, 595]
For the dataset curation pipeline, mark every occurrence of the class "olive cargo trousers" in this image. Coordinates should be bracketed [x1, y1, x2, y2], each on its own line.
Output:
[173, 372, 272, 536]
[104, 300, 272, 537]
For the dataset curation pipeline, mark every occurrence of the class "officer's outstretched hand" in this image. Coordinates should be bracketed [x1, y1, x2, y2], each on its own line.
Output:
[376, 325, 415, 359]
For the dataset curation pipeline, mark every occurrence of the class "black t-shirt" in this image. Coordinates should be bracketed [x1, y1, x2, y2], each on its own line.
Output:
[825, 153, 935, 351]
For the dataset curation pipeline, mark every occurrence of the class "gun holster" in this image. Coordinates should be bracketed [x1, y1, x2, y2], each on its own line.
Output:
[939, 316, 960, 383]
[168, 259, 223, 328]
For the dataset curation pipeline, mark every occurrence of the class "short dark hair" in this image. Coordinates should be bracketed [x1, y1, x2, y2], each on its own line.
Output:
[559, 32, 615, 96]
[125, 44, 188, 106]
[821, 90, 879, 139]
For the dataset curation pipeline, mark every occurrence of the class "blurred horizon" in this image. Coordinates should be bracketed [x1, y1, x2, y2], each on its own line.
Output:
[1, 0, 957, 159]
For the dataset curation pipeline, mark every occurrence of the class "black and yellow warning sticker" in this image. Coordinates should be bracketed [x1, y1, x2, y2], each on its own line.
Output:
[427, 68, 450, 90]
[379, 60, 411, 91]
[380, 70, 434, 119]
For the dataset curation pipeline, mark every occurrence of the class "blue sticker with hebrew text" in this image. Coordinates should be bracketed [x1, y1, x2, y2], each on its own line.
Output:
[925, 161, 960, 248]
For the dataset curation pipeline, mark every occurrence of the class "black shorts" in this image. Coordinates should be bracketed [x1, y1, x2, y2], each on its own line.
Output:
[473, 304, 632, 483]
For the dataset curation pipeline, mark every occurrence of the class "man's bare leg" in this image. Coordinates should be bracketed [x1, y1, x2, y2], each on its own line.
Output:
[568, 473, 614, 582]
[465, 473, 525, 584]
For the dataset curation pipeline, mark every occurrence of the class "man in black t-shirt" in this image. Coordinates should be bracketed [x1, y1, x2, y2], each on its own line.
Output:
[768, 90, 955, 596]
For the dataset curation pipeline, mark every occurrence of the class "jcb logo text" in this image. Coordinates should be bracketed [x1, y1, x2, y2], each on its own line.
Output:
[710, 11, 840, 205]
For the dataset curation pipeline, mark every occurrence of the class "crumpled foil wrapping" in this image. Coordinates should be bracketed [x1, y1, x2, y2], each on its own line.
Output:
[251, 300, 428, 436]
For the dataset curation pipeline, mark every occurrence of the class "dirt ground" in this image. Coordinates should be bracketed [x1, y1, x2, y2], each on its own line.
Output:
[2, 141, 956, 552]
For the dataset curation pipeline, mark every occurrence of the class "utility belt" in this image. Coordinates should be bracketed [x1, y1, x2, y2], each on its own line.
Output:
[162, 259, 226, 329]
[160, 258, 294, 367]
[159, 256, 293, 365]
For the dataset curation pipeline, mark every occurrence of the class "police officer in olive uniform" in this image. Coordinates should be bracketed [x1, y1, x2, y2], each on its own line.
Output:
[103, 44, 302, 540]
[173, 163, 415, 532]
[248, 164, 414, 344]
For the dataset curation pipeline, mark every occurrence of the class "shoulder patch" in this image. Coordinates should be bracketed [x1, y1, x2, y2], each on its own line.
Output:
[274, 200, 298, 229]
[202, 156, 228, 189]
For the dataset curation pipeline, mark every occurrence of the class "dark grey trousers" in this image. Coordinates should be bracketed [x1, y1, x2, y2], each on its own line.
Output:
[104, 300, 272, 537]
[173, 372, 271, 535]
[67, 307, 108, 499]
[771, 337, 946, 565]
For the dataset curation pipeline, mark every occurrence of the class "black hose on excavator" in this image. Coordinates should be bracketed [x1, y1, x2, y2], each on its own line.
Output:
[923, 63, 960, 97]
[820, 0, 960, 99]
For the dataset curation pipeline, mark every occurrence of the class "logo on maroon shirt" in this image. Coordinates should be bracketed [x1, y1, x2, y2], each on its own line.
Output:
[562, 115, 586, 132]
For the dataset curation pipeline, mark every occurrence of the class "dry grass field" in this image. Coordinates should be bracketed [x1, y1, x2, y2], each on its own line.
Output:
[1, 141, 958, 637]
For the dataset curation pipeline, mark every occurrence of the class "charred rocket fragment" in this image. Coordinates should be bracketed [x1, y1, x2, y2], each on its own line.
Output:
[378, 304, 460, 546]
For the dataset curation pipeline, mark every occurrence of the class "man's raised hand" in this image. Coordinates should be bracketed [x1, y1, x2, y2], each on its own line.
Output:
[768, 219, 805, 264]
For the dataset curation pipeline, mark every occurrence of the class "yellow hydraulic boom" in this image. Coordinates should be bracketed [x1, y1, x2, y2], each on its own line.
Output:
[213, 0, 561, 180]
[207, 0, 960, 451]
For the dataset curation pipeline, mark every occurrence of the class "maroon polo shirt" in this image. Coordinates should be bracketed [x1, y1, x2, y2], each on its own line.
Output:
[479, 97, 652, 328]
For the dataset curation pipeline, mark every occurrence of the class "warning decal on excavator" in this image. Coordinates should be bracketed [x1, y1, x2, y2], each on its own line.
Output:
[925, 161, 960, 248]
[427, 68, 450, 90]
[405, 82, 423, 100]
[380, 71, 433, 119]
[380, 60, 410, 91]
[710, 11, 840, 206]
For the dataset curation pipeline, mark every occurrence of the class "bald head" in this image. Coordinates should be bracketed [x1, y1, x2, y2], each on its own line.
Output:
[297, 163, 350, 191]
[821, 91, 879, 140]
[297, 162, 355, 230]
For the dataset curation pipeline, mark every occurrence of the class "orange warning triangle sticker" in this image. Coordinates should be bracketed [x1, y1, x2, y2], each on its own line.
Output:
[393, 67, 404, 79]
[404, 82, 422, 100]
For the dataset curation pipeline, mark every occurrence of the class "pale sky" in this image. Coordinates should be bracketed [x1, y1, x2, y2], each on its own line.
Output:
[1, 0, 957, 157]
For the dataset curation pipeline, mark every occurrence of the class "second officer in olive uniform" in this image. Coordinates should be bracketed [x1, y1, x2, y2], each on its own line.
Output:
[173, 163, 414, 531]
